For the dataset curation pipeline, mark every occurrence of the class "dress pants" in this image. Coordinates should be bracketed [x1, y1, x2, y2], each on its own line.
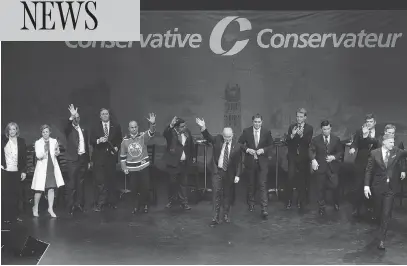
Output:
[65, 154, 88, 208]
[316, 171, 340, 208]
[286, 159, 309, 204]
[350, 165, 369, 211]
[373, 189, 395, 241]
[167, 161, 188, 205]
[1, 170, 20, 222]
[129, 167, 150, 208]
[93, 159, 117, 206]
[212, 168, 234, 217]
[247, 160, 268, 210]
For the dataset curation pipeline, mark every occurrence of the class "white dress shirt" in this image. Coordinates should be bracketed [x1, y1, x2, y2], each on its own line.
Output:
[179, 132, 186, 161]
[73, 124, 85, 155]
[323, 135, 330, 144]
[253, 127, 261, 147]
[4, 139, 18, 172]
[369, 128, 375, 138]
[218, 141, 232, 168]
[102, 121, 110, 136]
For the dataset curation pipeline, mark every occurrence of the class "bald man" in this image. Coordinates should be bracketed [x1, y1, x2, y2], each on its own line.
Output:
[120, 114, 156, 213]
[196, 118, 242, 226]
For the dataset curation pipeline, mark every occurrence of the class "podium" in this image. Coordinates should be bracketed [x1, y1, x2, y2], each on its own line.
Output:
[195, 140, 211, 199]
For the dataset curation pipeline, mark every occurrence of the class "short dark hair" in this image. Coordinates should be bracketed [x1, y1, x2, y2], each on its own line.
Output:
[296, 108, 307, 116]
[40, 124, 51, 133]
[365, 113, 375, 120]
[100, 108, 109, 114]
[384, 124, 396, 132]
[320, 120, 331, 128]
[174, 118, 186, 128]
[252, 113, 263, 121]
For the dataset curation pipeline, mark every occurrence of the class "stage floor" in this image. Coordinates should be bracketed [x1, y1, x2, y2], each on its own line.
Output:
[4, 180, 407, 265]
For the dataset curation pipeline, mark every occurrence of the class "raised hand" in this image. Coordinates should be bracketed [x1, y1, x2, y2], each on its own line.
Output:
[196, 118, 205, 128]
[291, 126, 299, 136]
[170, 116, 178, 127]
[68, 104, 78, 117]
[362, 124, 369, 138]
[146, 113, 156, 124]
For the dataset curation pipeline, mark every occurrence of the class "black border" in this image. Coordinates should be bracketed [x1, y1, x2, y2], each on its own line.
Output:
[141, 0, 407, 11]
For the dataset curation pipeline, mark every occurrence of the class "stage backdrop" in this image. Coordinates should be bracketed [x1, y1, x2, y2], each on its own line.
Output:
[2, 11, 407, 161]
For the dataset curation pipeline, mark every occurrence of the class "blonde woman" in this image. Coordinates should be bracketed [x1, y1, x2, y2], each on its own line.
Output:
[31, 125, 65, 217]
[1, 122, 27, 224]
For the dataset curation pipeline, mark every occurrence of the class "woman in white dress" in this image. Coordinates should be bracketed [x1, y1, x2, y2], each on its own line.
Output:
[31, 125, 65, 218]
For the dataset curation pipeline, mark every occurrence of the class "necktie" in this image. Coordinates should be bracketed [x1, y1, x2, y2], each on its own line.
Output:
[254, 130, 259, 148]
[222, 142, 230, 171]
[178, 133, 183, 145]
[104, 123, 108, 137]
[384, 150, 390, 167]
[324, 136, 328, 146]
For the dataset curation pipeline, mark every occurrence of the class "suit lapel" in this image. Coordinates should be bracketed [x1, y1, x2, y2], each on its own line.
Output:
[327, 134, 334, 153]
[387, 149, 397, 168]
[378, 149, 386, 169]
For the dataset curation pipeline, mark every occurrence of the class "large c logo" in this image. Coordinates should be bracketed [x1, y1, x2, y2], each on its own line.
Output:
[209, 16, 252, 56]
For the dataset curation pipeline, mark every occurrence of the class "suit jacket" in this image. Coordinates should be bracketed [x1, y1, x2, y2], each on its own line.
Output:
[90, 121, 122, 164]
[286, 123, 313, 162]
[201, 129, 242, 178]
[365, 147, 407, 194]
[238, 126, 273, 170]
[1, 135, 27, 173]
[378, 135, 405, 174]
[162, 125, 195, 167]
[309, 134, 344, 175]
[351, 128, 380, 166]
[64, 119, 90, 162]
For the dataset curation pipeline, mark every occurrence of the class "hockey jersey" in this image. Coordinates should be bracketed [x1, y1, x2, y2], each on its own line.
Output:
[120, 130, 154, 171]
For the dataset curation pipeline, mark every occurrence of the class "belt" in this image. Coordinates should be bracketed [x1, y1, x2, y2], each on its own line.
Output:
[126, 158, 150, 167]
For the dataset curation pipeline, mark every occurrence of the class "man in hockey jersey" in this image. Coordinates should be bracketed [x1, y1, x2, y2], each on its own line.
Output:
[120, 113, 156, 213]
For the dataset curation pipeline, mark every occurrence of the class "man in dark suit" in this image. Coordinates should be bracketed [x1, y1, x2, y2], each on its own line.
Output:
[64, 104, 90, 215]
[364, 134, 407, 250]
[238, 113, 273, 219]
[285, 108, 313, 210]
[163, 116, 196, 210]
[90, 108, 122, 211]
[196, 118, 243, 226]
[349, 113, 380, 217]
[309, 120, 344, 215]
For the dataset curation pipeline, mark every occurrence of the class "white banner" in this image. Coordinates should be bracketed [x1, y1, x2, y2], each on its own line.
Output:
[0, 0, 140, 41]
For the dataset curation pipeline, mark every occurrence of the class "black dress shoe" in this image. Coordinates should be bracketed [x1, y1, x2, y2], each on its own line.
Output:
[143, 205, 149, 213]
[76, 205, 86, 213]
[319, 208, 325, 216]
[377, 241, 385, 250]
[248, 205, 255, 212]
[223, 214, 231, 223]
[334, 204, 340, 211]
[210, 217, 219, 227]
[261, 211, 268, 220]
[68, 206, 75, 215]
[93, 205, 102, 212]
[181, 204, 191, 210]
[286, 200, 292, 210]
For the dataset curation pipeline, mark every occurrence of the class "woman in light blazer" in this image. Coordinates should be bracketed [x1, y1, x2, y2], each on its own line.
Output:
[32, 125, 65, 218]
